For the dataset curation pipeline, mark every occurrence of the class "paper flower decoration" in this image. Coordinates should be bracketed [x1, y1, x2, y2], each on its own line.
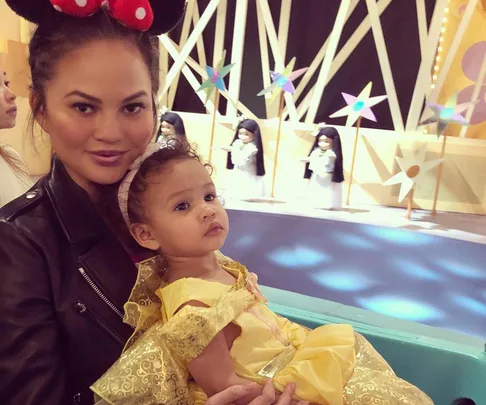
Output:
[157, 105, 169, 121]
[232, 113, 247, 130]
[311, 122, 327, 137]
[197, 57, 235, 102]
[383, 145, 444, 202]
[418, 93, 473, 137]
[257, 57, 308, 104]
[329, 82, 388, 127]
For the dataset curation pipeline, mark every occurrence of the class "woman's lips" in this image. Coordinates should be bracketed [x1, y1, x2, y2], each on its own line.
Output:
[7, 107, 17, 117]
[88, 150, 127, 166]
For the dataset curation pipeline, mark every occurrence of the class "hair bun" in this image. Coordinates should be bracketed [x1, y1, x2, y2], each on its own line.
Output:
[149, 0, 186, 35]
[5, 0, 186, 35]
[6, 0, 56, 25]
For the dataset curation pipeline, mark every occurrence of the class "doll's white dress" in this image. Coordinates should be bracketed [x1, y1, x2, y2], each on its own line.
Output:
[308, 148, 342, 209]
[227, 139, 265, 200]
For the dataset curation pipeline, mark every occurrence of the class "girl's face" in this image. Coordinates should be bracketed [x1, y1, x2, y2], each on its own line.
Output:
[318, 135, 332, 151]
[37, 39, 155, 194]
[132, 158, 229, 258]
[238, 128, 254, 143]
[0, 72, 17, 130]
[161, 121, 175, 137]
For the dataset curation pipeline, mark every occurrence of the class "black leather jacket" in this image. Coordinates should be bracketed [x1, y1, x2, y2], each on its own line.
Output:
[0, 157, 137, 405]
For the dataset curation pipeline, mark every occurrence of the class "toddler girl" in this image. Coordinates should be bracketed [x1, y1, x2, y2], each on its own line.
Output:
[91, 141, 433, 405]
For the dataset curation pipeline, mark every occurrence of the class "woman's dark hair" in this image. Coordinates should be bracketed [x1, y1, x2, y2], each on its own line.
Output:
[126, 141, 212, 225]
[226, 119, 265, 176]
[28, 10, 160, 133]
[304, 126, 344, 183]
[156, 111, 187, 142]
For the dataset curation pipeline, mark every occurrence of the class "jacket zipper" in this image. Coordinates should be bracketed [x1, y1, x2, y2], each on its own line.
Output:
[78, 267, 124, 319]
[74, 300, 125, 346]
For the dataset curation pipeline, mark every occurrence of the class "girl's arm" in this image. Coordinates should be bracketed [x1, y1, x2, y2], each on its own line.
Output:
[183, 301, 262, 404]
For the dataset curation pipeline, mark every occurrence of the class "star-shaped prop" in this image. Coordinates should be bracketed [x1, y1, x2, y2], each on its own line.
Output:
[329, 82, 388, 127]
[418, 93, 473, 137]
[197, 53, 235, 103]
[257, 57, 308, 104]
[383, 145, 443, 203]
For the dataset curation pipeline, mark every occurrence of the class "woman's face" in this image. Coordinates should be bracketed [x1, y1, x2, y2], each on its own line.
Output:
[38, 39, 155, 193]
[318, 135, 332, 150]
[0, 72, 17, 129]
[238, 128, 254, 143]
[161, 121, 175, 137]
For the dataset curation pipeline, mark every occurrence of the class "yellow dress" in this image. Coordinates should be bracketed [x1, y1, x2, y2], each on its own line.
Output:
[91, 253, 434, 405]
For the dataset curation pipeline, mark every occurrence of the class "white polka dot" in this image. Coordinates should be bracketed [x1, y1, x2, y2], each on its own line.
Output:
[76, 0, 88, 7]
[135, 7, 146, 20]
[53, 5, 62, 11]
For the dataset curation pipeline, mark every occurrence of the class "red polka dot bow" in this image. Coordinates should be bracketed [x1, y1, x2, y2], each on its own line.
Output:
[49, 0, 154, 31]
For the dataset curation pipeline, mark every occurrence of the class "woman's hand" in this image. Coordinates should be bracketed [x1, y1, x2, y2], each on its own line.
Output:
[205, 380, 308, 405]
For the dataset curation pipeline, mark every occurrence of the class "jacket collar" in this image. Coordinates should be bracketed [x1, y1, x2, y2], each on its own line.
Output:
[45, 156, 107, 243]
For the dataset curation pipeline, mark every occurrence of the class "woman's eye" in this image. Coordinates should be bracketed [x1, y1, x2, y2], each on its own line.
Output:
[5, 81, 10, 88]
[73, 103, 95, 114]
[205, 193, 216, 202]
[175, 202, 189, 211]
[124, 103, 145, 114]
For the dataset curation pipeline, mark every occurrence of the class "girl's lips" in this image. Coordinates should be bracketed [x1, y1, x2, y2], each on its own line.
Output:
[205, 223, 223, 236]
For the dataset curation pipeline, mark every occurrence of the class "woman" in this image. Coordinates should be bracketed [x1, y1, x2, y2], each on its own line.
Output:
[0, 2, 239, 405]
[0, 2, 299, 405]
[0, 71, 33, 207]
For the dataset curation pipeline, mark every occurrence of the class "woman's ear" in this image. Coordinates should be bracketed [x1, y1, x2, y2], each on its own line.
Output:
[129, 223, 161, 251]
[29, 91, 49, 133]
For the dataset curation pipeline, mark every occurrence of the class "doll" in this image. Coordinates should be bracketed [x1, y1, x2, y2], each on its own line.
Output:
[221, 119, 266, 200]
[156, 111, 187, 147]
[301, 126, 344, 210]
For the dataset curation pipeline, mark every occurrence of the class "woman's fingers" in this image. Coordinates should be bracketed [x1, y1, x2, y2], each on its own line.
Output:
[275, 382, 296, 405]
[206, 384, 261, 405]
[247, 380, 276, 405]
[205, 381, 302, 405]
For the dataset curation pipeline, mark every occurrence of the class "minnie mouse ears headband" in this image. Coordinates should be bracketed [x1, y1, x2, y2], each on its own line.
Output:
[6, 0, 186, 34]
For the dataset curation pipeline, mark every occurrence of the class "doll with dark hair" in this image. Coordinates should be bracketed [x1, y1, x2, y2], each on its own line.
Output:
[156, 111, 187, 146]
[221, 118, 266, 200]
[301, 126, 344, 210]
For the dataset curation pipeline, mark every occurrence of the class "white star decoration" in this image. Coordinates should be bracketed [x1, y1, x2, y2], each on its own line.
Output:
[329, 82, 388, 127]
[383, 145, 444, 203]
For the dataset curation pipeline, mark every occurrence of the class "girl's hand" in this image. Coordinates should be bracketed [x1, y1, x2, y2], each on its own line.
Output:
[205, 381, 309, 405]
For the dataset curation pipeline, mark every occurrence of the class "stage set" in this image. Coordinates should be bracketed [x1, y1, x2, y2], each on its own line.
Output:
[2, 0, 486, 341]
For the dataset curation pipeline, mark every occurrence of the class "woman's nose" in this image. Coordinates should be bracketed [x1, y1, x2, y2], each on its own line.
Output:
[94, 113, 124, 143]
[6, 87, 16, 102]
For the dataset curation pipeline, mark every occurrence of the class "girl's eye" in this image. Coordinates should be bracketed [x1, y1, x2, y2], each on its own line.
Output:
[205, 193, 216, 202]
[73, 103, 95, 114]
[175, 202, 189, 211]
[124, 103, 145, 114]
[5, 81, 10, 88]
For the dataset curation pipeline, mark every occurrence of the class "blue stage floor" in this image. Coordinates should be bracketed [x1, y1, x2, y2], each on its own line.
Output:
[222, 209, 486, 339]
